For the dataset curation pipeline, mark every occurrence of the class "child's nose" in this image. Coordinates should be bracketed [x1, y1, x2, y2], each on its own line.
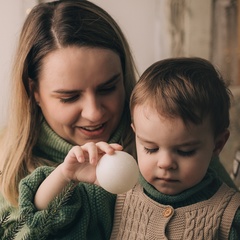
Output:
[157, 152, 177, 170]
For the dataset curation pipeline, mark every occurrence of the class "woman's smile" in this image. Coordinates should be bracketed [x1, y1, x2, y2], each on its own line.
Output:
[80, 124, 104, 132]
[77, 123, 106, 137]
[35, 47, 125, 146]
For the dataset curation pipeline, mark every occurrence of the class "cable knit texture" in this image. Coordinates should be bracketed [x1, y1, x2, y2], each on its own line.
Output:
[18, 168, 240, 239]
[1, 118, 239, 239]
[111, 179, 240, 240]
[0, 116, 126, 239]
[19, 166, 116, 239]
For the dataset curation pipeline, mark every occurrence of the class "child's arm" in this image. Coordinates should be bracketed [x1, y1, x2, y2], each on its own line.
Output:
[34, 142, 122, 210]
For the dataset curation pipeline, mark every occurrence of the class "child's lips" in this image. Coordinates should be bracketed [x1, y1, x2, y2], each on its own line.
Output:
[158, 178, 178, 182]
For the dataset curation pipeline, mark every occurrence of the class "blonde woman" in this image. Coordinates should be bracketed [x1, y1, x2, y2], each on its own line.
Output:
[0, 0, 236, 238]
[0, 0, 137, 237]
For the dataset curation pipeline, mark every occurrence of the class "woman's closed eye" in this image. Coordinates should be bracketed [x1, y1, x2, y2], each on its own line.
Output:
[98, 85, 116, 95]
[60, 95, 80, 103]
[97, 74, 122, 95]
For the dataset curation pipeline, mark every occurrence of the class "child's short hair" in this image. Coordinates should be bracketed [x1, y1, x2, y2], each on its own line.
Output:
[130, 57, 232, 136]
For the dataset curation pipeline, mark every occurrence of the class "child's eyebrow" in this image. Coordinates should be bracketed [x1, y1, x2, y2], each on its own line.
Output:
[136, 135, 155, 144]
[137, 134, 202, 147]
[175, 140, 201, 147]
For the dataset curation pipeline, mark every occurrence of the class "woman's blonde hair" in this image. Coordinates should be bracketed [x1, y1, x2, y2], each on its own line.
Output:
[0, 0, 138, 206]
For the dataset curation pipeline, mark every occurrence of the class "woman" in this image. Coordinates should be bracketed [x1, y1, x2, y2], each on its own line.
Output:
[0, 0, 137, 235]
[0, 0, 235, 238]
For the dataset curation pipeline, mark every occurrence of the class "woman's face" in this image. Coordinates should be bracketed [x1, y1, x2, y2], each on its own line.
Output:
[34, 46, 125, 145]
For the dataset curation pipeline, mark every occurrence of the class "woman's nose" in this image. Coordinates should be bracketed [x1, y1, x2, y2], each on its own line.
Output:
[81, 95, 104, 122]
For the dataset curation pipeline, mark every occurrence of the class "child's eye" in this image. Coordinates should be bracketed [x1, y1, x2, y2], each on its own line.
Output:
[60, 95, 79, 103]
[177, 149, 196, 157]
[144, 147, 159, 154]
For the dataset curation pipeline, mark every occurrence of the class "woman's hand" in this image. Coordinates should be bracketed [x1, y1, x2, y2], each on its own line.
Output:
[60, 142, 123, 184]
[34, 142, 122, 210]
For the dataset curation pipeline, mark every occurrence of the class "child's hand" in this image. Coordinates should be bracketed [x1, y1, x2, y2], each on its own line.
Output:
[60, 142, 123, 184]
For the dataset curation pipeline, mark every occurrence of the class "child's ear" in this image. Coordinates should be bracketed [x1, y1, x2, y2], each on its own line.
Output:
[213, 129, 230, 156]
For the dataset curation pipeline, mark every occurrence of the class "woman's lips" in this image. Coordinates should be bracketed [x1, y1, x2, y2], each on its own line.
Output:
[80, 124, 104, 131]
[78, 123, 106, 137]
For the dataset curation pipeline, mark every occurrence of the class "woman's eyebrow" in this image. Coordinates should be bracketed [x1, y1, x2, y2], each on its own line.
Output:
[52, 73, 122, 94]
[98, 73, 122, 87]
[52, 89, 79, 94]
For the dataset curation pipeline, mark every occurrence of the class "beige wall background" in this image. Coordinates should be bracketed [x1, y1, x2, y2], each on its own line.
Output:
[0, 0, 214, 129]
[0, 0, 156, 129]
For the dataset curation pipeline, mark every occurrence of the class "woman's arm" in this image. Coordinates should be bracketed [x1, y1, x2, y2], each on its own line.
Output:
[34, 163, 71, 210]
[34, 142, 122, 210]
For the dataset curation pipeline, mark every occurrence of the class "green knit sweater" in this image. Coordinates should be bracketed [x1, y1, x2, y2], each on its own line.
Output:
[20, 166, 116, 239]
[0, 120, 239, 239]
[19, 168, 240, 240]
[0, 119, 126, 239]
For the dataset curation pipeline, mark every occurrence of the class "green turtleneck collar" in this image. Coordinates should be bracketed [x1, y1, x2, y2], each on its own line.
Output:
[33, 117, 126, 164]
[139, 168, 222, 208]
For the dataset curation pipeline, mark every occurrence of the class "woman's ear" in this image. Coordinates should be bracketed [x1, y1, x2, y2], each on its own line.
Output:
[28, 78, 40, 104]
[213, 129, 230, 156]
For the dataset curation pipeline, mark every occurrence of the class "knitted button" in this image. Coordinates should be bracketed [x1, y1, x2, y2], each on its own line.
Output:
[163, 207, 173, 217]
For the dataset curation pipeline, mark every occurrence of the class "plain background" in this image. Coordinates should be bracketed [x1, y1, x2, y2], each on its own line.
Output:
[0, 0, 213, 127]
[0, 0, 159, 128]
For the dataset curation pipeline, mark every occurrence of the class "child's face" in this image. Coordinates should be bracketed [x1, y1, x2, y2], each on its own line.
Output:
[132, 105, 228, 195]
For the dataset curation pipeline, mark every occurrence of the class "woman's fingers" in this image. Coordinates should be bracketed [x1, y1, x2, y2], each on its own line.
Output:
[67, 145, 85, 163]
[63, 142, 124, 182]
[96, 142, 121, 154]
[108, 143, 123, 151]
[66, 142, 123, 166]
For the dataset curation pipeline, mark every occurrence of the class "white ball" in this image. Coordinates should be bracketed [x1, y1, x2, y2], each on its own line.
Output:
[96, 151, 139, 194]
